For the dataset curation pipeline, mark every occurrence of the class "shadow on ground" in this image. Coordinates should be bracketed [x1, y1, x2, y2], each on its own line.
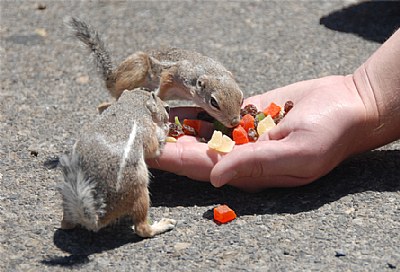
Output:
[42, 221, 144, 267]
[150, 150, 400, 215]
[43, 150, 399, 267]
[320, 1, 400, 43]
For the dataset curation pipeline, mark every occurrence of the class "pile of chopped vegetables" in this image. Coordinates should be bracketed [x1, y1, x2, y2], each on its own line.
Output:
[167, 101, 294, 152]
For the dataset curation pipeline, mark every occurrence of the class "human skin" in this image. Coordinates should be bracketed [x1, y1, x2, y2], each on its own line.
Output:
[147, 29, 400, 192]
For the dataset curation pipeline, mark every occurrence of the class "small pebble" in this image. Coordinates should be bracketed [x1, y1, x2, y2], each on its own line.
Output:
[37, 3, 46, 10]
[335, 251, 346, 257]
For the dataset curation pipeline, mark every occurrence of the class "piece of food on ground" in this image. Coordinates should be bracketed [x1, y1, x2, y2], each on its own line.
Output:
[214, 204, 237, 224]
[208, 131, 235, 153]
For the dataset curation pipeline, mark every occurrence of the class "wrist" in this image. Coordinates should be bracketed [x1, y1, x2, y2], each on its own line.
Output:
[350, 29, 400, 154]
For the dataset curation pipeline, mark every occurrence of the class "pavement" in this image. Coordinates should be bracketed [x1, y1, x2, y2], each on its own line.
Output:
[1, 0, 399, 271]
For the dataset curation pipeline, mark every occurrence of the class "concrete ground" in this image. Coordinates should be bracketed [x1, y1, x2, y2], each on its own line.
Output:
[1, 0, 399, 271]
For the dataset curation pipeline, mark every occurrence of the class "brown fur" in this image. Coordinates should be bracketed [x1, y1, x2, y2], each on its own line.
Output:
[68, 17, 243, 128]
[59, 89, 175, 238]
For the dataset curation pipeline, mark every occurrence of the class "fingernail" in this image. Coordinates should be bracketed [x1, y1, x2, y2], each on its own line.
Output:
[212, 170, 237, 188]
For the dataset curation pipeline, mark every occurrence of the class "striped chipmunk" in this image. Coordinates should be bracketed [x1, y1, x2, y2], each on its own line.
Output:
[67, 17, 243, 128]
[58, 88, 176, 238]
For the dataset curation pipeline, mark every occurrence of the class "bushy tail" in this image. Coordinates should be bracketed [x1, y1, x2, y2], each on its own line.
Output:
[59, 153, 106, 231]
[66, 17, 114, 85]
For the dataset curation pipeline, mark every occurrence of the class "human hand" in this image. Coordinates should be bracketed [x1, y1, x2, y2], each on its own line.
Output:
[148, 75, 369, 192]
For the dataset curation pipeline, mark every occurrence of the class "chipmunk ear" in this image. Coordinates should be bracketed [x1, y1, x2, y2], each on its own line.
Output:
[146, 92, 158, 112]
[195, 75, 208, 89]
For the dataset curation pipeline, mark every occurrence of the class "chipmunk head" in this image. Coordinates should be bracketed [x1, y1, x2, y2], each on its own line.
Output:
[192, 74, 243, 128]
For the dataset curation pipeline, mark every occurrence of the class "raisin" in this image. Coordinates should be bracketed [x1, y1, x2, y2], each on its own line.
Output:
[247, 128, 259, 142]
[284, 101, 294, 115]
[240, 108, 248, 118]
[168, 123, 184, 138]
[244, 104, 258, 117]
[182, 124, 197, 136]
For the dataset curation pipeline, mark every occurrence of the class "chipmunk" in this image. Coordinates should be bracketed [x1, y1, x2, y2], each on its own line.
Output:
[58, 88, 176, 238]
[67, 17, 243, 128]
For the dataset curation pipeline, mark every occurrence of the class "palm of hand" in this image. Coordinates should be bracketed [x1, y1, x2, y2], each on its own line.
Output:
[148, 75, 366, 192]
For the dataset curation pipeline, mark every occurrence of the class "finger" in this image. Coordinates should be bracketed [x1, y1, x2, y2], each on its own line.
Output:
[224, 175, 314, 193]
[147, 138, 223, 181]
[210, 140, 310, 188]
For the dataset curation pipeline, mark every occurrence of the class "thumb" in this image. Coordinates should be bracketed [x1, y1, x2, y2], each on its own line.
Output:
[210, 123, 292, 188]
[209, 141, 277, 187]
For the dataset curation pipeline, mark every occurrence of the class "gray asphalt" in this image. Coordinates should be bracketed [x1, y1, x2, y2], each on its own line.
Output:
[1, 1, 399, 271]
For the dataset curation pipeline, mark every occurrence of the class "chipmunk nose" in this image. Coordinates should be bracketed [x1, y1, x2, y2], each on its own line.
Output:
[230, 116, 240, 127]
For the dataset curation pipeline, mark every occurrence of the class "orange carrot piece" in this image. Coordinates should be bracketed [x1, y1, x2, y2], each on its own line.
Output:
[214, 204, 237, 224]
[183, 119, 201, 134]
[241, 114, 255, 132]
[232, 125, 249, 145]
[263, 102, 281, 119]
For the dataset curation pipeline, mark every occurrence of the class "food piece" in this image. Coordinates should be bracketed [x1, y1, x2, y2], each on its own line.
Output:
[240, 114, 255, 132]
[284, 100, 294, 115]
[263, 102, 281, 119]
[232, 125, 249, 145]
[165, 136, 177, 142]
[247, 128, 259, 142]
[242, 104, 258, 117]
[168, 123, 184, 138]
[182, 124, 197, 136]
[255, 112, 266, 122]
[213, 120, 233, 138]
[213, 204, 237, 224]
[240, 108, 248, 117]
[183, 119, 201, 134]
[208, 131, 223, 149]
[207, 131, 235, 153]
[256, 115, 276, 136]
[174, 116, 182, 126]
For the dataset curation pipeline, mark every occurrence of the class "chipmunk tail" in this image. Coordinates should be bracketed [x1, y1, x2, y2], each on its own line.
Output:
[58, 152, 106, 232]
[65, 16, 114, 86]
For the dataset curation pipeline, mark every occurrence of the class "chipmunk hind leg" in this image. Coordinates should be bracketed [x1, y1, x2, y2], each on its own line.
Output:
[112, 52, 153, 99]
[132, 189, 176, 238]
[129, 159, 176, 238]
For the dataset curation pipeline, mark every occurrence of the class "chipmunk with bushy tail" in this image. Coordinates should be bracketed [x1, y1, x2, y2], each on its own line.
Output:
[59, 88, 176, 238]
[66, 17, 243, 128]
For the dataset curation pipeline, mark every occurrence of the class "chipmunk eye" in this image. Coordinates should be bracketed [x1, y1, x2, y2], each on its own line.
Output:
[210, 96, 220, 110]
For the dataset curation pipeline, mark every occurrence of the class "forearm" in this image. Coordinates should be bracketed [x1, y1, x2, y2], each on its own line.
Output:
[352, 29, 400, 154]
